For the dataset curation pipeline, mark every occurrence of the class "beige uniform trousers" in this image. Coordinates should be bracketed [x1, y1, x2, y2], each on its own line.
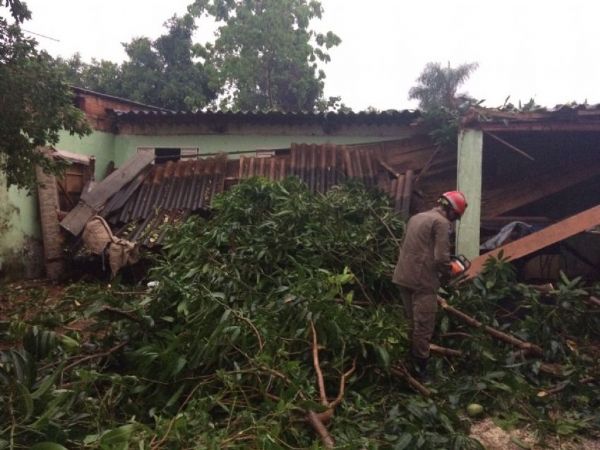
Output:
[399, 286, 437, 359]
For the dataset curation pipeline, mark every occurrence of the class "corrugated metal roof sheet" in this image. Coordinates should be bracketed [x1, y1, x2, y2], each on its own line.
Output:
[101, 137, 446, 246]
[71, 86, 172, 112]
[102, 155, 227, 245]
[468, 103, 600, 126]
[112, 108, 420, 125]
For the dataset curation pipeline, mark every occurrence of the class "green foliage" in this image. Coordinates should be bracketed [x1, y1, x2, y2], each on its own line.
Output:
[0, 0, 90, 188]
[409, 62, 480, 149]
[1, 181, 599, 448]
[57, 0, 342, 112]
[56, 14, 216, 111]
[189, 0, 341, 111]
[497, 96, 545, 113]
[409, 62, 479, 112]
[437, 261, 600, 440]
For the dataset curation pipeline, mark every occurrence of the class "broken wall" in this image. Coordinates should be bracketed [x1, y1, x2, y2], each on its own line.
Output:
[0, 130, 117, 279]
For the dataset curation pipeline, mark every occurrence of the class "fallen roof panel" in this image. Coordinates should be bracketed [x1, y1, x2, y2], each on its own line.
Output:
[467, 204, 600, 277]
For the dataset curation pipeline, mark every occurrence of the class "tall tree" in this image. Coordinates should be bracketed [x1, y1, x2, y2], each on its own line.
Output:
[189, 0, 341, 112]
[55, 53, 122, 95]
[122, 14, 216, 110]
[409, 62, 478, 112]
[59, 14, 216, 111]
[0, 0, 90, 188]
[408, 62, 479, 149]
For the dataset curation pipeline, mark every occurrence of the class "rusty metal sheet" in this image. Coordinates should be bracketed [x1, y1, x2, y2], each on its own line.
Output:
[103, 154, 228, 242]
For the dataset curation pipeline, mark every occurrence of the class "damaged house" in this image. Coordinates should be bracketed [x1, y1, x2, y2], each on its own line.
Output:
[1, 87, 599, 281]
[458, 107, 600, 279]
[2, 87, 427, 278]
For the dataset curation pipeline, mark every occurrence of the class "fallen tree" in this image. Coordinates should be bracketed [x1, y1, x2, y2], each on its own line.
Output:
[1, 178, 598, 449]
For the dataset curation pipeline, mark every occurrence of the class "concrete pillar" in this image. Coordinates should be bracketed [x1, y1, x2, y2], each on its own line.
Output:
[456, 129, 483, 259]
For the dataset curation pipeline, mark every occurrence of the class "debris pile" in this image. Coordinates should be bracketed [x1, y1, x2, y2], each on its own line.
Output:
[1, 179, 599, 449]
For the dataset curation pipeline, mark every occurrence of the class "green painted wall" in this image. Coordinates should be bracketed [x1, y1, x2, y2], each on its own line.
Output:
[58, 130, 116, 179]
[2, 126, 414, 278]
[0, 171, 43, 278]
[113, 134, 400, 166]
[456, 129, 483, 259]
[0, 130, 116, 277]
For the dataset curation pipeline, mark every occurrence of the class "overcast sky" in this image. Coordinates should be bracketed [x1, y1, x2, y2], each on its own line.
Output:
[19, 0, 600, 111]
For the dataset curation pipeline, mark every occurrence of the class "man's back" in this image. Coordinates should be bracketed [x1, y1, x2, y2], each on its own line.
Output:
[393, 208, 451, 292]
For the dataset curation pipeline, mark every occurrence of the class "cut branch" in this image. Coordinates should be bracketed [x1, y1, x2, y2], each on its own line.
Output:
[537, 376, 595, 397]
[437, 297, 543, 356]
[414, 146, 444, 185]
[306, 411, 335, 449]
[63, 341, 126, 372]
[310, 320, 328, 406]
[307, 322, 357, 446]
[440, 332, 472, 339]
[390, 363, 431, 397]
[528, 283, 554, 294]
[588, 296, 600, 308]
[329, 358, 357, 409]
[100, 306, 145, 324]
[368, 204, 401, 249]
[429, 343, 462, 357]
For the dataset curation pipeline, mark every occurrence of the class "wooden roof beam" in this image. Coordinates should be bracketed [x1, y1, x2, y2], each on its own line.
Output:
[466, 204, 600, 278]
[480, 122, 600, 133]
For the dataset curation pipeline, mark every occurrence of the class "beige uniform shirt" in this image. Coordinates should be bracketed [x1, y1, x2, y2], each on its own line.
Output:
[392, 208, 451, 293]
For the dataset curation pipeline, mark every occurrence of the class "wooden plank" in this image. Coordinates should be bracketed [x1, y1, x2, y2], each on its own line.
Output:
[377, 157, 400, 178]
[394, 174, 405, 212]
[467, 204, 600, 278]
[480, 122, 600, 133]
[342, 146, 353, 178]
[483, 160, 600, 218]
[59, 202, 97, 236]
[238, 156, 246, 179]
[80, 151, 155, 210]
[364, 151, 375, 186]
[290, 144, 298, 177]
[401, 170, 414, 217]
[61, 151, 154, 236]
[484, 131, 535, 161]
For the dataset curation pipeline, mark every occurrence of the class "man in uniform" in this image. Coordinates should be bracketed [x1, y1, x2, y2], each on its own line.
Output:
[393, 191, 468, 381]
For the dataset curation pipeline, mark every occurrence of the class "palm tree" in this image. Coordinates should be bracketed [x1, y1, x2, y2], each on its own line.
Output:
[409, 62, 478, 112]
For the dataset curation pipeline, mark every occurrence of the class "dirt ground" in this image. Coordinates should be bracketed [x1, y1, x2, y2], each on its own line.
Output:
[470, 418, 600, 450]
[0, 280, 98, 349]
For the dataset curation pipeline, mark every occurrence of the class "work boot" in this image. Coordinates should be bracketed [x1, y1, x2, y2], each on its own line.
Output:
[413, 357, 430, 383]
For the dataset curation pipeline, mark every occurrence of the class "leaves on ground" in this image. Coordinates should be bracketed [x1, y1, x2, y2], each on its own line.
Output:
[0, 178, 598, 449]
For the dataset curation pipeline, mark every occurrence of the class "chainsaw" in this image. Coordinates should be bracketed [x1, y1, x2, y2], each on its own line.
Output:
[450, 254, 471, 277]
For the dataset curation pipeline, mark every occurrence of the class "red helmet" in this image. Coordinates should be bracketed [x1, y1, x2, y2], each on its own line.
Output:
[440, 191, 468, 217]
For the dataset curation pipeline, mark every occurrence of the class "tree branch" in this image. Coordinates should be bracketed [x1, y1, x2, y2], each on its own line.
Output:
[390, 363, 431, 397]
[429, 343, 462, 357]
[329, 358, 357, 409]
[310, 320, 328, 406]
[437, 297, 543, 356]
[306, 410, 335, 449]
